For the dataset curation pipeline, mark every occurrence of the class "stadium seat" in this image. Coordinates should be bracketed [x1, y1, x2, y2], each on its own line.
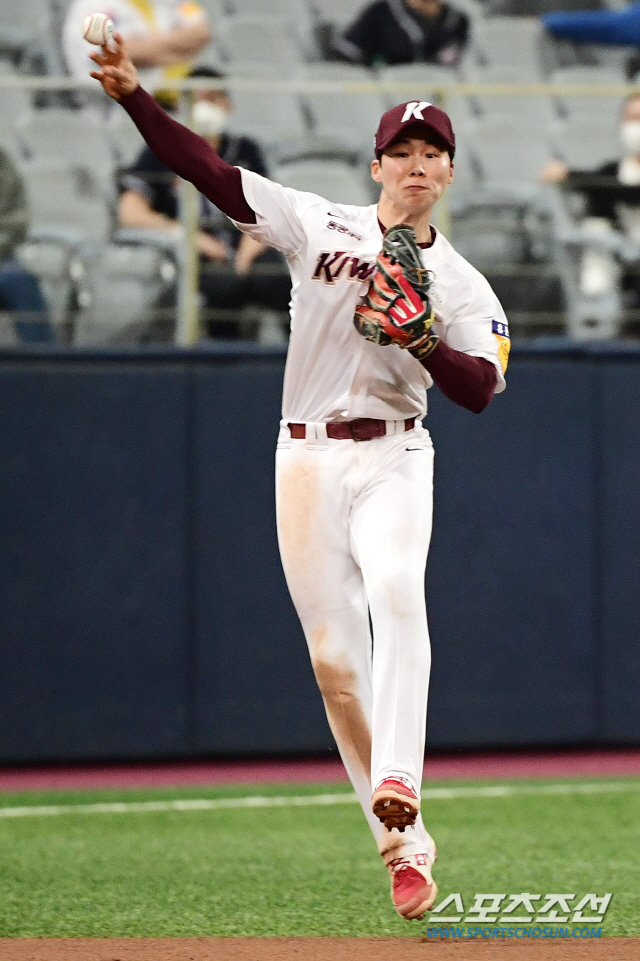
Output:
[218, 17, 304, 71]
[471, 17, 546, 80]
[441, 93, 477, 136]
[304, 87, 387, 147]
[19, 158, 111, 247]
[297, 63, 374, 82]
[445, 140, 479, 214]
[309, 0, 368, 30]
[73, 243, 176, 345]
[227, 0, 310, 19]
[0, 63, 32, 158]
[227, 91, 307, 145]
[109, 112, 146, 169]
[273, 159, 374, 206]
[549, 67, 625, 119]
[16, 109, 116, 190]
[16, 240, 75, 336]
[0, 0, 52, 50]
[545, 183, 624, 338]
[552, 114, 622, 171]
[470, 115, 552, 202]
[380, 63, 460, 108]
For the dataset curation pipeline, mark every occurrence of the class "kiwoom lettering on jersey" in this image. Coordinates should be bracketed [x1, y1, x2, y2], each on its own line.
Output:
[312, 251, 376, 285]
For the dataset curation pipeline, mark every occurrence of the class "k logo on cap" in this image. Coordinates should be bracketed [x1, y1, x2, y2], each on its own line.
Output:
[401, 102, 432, 123]
[375, 101, 456, 159]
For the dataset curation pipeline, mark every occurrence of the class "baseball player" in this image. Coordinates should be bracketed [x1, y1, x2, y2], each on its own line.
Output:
[90, 36, 508, 922]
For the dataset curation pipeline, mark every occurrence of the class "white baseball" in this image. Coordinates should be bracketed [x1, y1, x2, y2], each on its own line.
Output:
[82, 13, 115, 45]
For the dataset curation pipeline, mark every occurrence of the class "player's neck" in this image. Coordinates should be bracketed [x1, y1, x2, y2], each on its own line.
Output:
[376, 197, 434, 243]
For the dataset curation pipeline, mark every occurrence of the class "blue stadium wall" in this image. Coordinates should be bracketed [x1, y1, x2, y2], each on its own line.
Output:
[0, 343, 639, 763]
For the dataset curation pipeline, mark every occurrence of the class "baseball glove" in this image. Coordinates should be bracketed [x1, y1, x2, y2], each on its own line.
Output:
[354, 223, 439, 361]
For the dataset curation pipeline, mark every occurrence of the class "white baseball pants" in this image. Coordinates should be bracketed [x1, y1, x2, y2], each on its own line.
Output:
[275, 420, 435, 864]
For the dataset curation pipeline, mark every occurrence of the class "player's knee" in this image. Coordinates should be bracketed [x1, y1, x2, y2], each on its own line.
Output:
[310, 654, 358, 707]
[370, 570, 427, 620]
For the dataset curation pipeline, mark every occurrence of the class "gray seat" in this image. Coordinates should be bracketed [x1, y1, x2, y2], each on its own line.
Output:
[74, 244, 176, 345]
[470, 115, 552, 202]
[17, 110, 115, 190]
[0, 0, 52, 49]
[305, 88, 387, 146]
[471, 17, 546, 80]
[441, 93, 476, 136]
[297, 63, 374, 82]
[310, 0, 368, 29]
[109, 112, 146, 168]
[552, 114, 621, 170]
[227, 0, 311, 19]
[273, 159, 373, 206]
[445, 139, 479, 214]
[380, 63, 459, 108]
[19, 158, 111, 247]
[219, 17, 303, 68]
[16, 240, 74, 335]
[0, 64, 32, 158]
[549, 67, 625, 119]
[545, 183, 624, 339]
[466, 63, 558, 127]
[228, 91, 307, 145]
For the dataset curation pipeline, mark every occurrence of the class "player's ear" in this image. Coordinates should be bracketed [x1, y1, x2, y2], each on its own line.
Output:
[371, 158, 382, 183]
[447, 159, 454, 185]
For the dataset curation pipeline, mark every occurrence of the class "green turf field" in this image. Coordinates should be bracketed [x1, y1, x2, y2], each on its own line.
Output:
[0, 778, 637, 938]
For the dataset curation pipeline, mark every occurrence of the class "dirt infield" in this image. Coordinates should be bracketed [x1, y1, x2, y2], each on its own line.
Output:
[1, 940, 639, 961]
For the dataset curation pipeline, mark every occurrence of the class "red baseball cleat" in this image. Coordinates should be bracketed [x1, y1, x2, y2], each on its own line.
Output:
[372, 777, 420, 831]
[388, 852, 438, 920]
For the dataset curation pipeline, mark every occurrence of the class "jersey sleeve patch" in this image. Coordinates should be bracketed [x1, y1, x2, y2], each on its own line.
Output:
[491, 319, 510, 374]
[492, 319, 509, 339]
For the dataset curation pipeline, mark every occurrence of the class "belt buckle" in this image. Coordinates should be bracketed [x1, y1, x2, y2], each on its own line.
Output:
[349, 418, 371, 442]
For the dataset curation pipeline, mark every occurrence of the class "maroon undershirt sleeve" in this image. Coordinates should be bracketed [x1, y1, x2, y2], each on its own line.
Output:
[120, 85, 256, 224]
[420, 340, 498, 414]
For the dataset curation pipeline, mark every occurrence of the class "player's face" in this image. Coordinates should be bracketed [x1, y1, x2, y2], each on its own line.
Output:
[371, 135, 454, 216]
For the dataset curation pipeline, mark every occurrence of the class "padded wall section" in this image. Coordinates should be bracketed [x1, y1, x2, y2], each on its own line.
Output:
[597, 362, 640, 741]
[192, 360, 333, 755]
[0, 362, 190, 761]
[425, 360, 597, 747]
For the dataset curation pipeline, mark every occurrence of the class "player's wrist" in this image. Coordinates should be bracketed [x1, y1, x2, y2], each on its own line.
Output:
[408, 332, 440, 361]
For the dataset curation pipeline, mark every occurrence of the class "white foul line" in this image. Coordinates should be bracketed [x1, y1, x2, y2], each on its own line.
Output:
[0, 779, 638, 820]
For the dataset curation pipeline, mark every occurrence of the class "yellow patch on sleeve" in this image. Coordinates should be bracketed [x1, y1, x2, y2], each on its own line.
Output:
[493, 334, 511, 374]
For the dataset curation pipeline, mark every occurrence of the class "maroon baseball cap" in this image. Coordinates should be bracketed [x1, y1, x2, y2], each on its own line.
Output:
[375, 101, 455, 158]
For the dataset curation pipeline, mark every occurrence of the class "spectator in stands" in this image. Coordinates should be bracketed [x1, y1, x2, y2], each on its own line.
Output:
[118, 68, 291, 338]
[542, 93, 640, 300]
[0, 149, 53, 343]
[332, 0, 469, 67]
[63, 0, 212, 96]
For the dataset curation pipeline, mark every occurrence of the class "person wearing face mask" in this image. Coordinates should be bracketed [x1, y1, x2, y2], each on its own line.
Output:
[542, 94, 640, 302]
[331, 0, 469, 67]
[118, 67, 291, 338]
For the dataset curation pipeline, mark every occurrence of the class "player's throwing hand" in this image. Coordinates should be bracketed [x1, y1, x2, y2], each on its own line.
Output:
[89, 33, 138, 101]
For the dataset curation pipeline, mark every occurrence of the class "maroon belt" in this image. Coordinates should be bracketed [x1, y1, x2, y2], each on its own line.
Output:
[288, 418, 415, 442]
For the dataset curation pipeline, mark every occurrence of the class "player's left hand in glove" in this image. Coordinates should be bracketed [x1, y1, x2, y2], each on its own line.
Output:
[354, 223, 439, 361]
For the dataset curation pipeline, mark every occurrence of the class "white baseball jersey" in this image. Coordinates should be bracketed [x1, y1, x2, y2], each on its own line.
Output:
[234, 169, 508, 424]
[64, 0, 207, 88]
